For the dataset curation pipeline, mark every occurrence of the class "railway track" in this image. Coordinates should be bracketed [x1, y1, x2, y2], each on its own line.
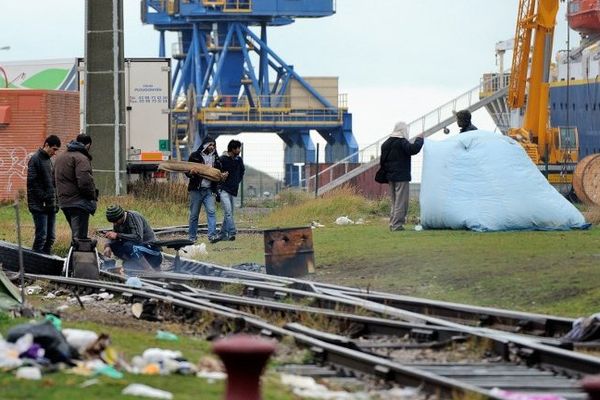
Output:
[26, 271, 600, 399]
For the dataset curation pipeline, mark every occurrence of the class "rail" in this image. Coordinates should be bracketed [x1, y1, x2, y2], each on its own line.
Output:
[30, 272, 599, 398]
[305, 74, 509, 193]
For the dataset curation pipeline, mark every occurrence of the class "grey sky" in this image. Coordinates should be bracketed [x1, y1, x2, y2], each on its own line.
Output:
[1, 0, 575, 177]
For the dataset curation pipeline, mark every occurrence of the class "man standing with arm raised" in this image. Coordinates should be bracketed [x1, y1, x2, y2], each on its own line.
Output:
[380, 122, 424, 231]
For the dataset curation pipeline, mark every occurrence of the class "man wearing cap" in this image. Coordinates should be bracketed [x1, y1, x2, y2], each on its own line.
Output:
[456, 109, 478, 133]
[102, 205, 162, 272]
[379, 122, 424, 231]
[186, 136, 227, 243]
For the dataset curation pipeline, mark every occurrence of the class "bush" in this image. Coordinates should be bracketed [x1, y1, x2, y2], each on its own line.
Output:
[127, 179, 188, 204]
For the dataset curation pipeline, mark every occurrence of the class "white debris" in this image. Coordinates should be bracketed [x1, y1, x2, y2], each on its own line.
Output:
[490, 388, 567, 400]
[182, 243, 208, 257]
[62, 329, 99, 353]
[121, 383, 173, 399]
[311, 221, 325, 228]
[96, 292, 113, 300]
[414, 224, 423, 231]
[25, 285, 42, 295]
[68, 292, 113, 304]
[335, 216, 354, 225]
[79, 378, 100, 388]
[196, 371, 227, 382]
[16, 366, 42, 380]
[373, 387, 422, 399]
[280, 374, 364, 399]
[142, 348, 183, 365]
[56, 304, 69, 312]
[355, 218, 365, 225]
[44, 293, 56, 299]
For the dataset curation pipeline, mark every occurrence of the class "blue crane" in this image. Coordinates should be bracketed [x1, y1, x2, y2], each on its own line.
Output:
[141, 0, 358, 186]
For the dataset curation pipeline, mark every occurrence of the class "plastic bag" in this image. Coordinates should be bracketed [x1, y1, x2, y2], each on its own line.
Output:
[420, 131, 589, 231]
[7, 320, 78, 363]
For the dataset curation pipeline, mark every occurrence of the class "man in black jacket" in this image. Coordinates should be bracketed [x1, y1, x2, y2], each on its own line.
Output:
[456, 109, 478, 133]
[186, 136, 226, 243]
[27, 135, 61, 254]
[218, 140, 245, 241]
[380, 122, 424, 231]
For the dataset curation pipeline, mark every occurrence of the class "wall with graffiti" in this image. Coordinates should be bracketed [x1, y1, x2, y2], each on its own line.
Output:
[0, 90, 79, 201]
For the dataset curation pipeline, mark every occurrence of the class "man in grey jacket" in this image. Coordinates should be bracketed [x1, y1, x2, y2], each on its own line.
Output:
[27, 135, 61, 254]
[102, 204, 162, 273]
[54, 133, 98, 244]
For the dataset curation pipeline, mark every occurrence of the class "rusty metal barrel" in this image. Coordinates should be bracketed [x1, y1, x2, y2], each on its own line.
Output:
[263, 226, 315, 277]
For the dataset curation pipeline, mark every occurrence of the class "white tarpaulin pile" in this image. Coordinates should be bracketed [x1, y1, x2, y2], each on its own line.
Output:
[419, 131, 589, 232]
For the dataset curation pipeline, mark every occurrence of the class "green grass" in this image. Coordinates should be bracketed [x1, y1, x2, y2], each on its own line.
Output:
[2, 185, 599, 318]
[1, 185, 599, 398]
[0, 316, 295, 400]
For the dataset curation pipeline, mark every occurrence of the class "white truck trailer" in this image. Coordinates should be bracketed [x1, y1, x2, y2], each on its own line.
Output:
[79, 58, 172, 176]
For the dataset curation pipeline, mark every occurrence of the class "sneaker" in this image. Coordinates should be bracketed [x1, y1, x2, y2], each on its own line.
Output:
[228, 235, 236, 241]
[209, 236, 221, 244]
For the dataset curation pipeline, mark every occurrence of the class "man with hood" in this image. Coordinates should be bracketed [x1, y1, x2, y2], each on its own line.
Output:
[187, 136, 226, 243]
[27, 135, 61, 254]
[379, 122, 424, 231]
[456, 109, 478, 133]
[54, 133, 98, 243]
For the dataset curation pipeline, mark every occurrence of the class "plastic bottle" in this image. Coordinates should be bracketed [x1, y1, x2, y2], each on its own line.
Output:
[155, 330, 178, 341]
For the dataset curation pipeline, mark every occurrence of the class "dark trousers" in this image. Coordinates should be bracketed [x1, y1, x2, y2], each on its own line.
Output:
[31, 210, 56, 254]
[109, 240, 162, 271]
[62, 207, 90, 244]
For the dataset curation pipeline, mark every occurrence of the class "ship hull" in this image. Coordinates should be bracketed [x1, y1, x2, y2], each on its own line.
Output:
[549, 80, 600, 159]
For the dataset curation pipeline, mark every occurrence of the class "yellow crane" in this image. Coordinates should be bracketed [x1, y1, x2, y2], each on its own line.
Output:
[507, 0, 579, 183]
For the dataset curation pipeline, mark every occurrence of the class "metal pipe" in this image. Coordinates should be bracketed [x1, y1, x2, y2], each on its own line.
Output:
[14, 199, 25, 306]
[112, 0, 121, 195]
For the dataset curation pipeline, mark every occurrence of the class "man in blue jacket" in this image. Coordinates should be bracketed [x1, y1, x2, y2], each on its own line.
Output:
[218, 140, 245, 241]
[380, 122, 424, 231]
[27, 135, 61, 254]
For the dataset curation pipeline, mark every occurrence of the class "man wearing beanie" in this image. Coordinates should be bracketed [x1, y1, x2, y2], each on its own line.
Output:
[102, 205, 162, 273]
[379, 122, 424, 231]
[456, 109, 478, 133]
[186, 136, 227, 243]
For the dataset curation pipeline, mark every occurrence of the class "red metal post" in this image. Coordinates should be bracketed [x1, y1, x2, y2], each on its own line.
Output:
[213, 334, 276, 400]
[582, 375, 600, 400]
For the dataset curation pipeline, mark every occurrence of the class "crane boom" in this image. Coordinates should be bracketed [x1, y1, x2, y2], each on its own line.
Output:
[507, 0, 578, 182]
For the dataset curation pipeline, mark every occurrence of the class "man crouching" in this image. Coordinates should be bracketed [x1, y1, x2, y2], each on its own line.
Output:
[102, 205, 162, 273]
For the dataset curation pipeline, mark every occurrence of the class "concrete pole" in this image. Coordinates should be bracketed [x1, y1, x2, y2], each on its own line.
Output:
[85, 0, 126, 196]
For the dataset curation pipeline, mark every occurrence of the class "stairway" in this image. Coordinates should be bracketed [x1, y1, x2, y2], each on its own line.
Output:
[308, 75, 509, 196]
